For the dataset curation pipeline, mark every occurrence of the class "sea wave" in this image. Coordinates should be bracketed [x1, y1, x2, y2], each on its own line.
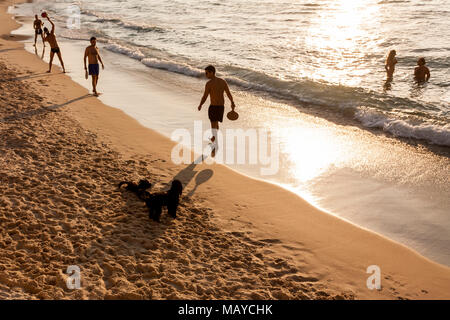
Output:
[80, 9, 166, 33]
[103, 42, 146, 60]
[355, 107, 450, 146]
[102, 41, 450, 147]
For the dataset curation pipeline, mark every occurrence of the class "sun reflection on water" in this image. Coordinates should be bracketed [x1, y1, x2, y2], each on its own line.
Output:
[274, 123, 352, 183]
[292, 0, 382, 86]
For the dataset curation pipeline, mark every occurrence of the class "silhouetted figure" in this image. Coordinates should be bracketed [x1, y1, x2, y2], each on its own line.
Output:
[43, 16, 66, 73]
[414, 57, 430, 83]
[33, 15, 45, 47]
[385, 50, 397, 79]
[197, 65, 236, 157]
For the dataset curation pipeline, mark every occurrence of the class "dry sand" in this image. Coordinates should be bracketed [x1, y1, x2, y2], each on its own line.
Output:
[1, 0, 449, 300]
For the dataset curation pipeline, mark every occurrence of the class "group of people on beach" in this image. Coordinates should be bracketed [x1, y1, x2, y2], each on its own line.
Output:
[33, 14, 104, 96]
[385, 49, 431, 83]
[33, 14, 235, 156]
[33, 14, 432, 158]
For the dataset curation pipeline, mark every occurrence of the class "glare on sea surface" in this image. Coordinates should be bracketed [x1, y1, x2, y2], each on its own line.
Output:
[275, 124, 347, 183]
[296, 0, 382, 86]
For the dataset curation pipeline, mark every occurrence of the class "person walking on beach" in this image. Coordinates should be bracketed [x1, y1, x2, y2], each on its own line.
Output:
[198, 65, 236, 157]
[84, 37, 105, 96]
[33, 15, 45, 47]
[385, 49, 397, 79]
[414, 57, 430, 83]
[43, 16, 66, 73]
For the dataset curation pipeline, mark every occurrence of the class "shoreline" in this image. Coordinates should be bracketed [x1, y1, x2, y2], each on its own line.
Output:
[1, 0, 450, 299]
[12, 23, 450, 266]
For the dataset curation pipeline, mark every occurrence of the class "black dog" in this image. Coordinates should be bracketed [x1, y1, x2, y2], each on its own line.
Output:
[119, 179, 183, 222]
[118, 179, 152, 200]
[144, 180, 183, 222]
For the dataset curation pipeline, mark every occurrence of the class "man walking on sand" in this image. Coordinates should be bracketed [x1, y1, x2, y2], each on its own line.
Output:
[43, 16, 66, 73]
[84, 37, 105, 96]
[33, 15, 45, 47]
[198, 65, 236, 157]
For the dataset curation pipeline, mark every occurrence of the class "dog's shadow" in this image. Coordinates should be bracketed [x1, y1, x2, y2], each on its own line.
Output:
[173, 155, 214, 198]
[187, 169, 213, 198]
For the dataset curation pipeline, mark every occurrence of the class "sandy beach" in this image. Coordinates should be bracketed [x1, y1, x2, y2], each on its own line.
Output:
[1, 0, 450, 300]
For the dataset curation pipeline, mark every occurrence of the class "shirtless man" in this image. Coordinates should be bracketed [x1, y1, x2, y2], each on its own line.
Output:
[43, 16, 66, 73]
[33, 15, 45, 47]
[198, 65, 236, 157]
[84, 37, 105, 96]
[414, 57, 430, 83]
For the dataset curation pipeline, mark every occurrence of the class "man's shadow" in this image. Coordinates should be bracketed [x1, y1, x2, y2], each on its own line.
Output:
[0, 94, 91, 123]
[34, 45, 45, 59]
[0, 71, 53, 83]
[174, 155, 214, 198]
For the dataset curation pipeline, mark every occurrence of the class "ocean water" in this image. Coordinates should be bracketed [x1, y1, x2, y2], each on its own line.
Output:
[17, 0, 450, 146]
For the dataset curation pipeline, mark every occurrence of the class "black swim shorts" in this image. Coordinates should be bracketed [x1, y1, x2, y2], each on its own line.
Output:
[35, 29, 43, 35]
[208, 105, 225, 123]
[51, 47, 60, 54]
[88, 64, 100, 76]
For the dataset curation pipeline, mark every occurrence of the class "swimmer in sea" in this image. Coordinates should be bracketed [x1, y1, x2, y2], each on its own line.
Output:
[385, 49, 397, 79]
[414, 57, 430, 83]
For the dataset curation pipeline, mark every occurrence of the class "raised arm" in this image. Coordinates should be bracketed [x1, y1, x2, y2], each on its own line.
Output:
[224, 81, 235, 109]
[47, 17, 55, 34]
[198, 83, 210, 111]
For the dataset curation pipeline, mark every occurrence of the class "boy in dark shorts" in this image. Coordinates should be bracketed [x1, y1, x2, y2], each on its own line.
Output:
[43, 16, 66, 73]
[198, 65, 236, 157]
[33, 15, 45, 47]
[84, 37, 105, 96]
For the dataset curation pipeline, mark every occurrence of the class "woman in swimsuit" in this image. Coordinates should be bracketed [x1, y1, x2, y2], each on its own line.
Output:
[385, 50, 397, 79]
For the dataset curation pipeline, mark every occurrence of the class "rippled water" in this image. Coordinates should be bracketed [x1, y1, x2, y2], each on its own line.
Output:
[17, 0, 450, 146]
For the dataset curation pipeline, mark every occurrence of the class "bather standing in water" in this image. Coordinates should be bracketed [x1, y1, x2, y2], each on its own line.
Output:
[385, 50, 397, 79]
[414, 57, 430, 83]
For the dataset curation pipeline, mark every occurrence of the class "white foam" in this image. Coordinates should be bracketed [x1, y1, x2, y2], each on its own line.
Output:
[104, 43, 145, 61]
[81, 9, 165, 33]
[355, 108, 450, 146]
[141, 58, 202, 77]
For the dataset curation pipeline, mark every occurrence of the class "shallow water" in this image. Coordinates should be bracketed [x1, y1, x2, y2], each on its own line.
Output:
[10, 1, 450, 266]
[14, 0, 450, 146]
